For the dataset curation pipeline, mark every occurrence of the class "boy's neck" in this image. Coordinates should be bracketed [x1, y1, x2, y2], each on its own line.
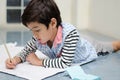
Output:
[48, 27, 58, 48]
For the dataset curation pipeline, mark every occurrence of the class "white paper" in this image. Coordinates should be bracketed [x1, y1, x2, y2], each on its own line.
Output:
[0, 43, 64, 80]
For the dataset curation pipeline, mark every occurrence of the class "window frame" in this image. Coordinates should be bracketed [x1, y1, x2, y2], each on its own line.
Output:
[6, 0, 30, 23]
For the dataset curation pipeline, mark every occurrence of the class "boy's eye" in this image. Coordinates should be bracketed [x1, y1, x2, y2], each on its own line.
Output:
[35, 29, 40, 32]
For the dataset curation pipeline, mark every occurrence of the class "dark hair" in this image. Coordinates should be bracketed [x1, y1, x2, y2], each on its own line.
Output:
[22, 0, 62, 28]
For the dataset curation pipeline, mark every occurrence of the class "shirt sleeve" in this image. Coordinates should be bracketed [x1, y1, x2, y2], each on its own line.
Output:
[43, 29, 79, 68]
[16, 37, 37, 62]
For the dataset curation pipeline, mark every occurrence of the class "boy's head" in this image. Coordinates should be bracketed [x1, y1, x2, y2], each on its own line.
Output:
[22, 0, 62, 28]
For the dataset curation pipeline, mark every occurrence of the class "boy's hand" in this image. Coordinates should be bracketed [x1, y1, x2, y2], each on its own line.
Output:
[5, 56, 21, 69]
[26, 53, 42, 66]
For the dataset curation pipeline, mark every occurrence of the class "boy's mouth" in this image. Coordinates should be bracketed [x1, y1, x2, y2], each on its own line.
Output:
[38, 39, 42, 43]
[38, 39, 46, 45]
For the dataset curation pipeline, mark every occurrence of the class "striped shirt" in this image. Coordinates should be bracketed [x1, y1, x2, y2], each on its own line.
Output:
[43, 29, 79, 68]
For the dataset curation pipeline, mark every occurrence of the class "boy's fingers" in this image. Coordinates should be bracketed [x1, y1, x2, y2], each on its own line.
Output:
[6, 63, 15, 69]
[6, 59, 16, 66]
[6, 59, 12, 64]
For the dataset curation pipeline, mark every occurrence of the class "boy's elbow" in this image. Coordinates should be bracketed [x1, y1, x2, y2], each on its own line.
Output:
[61, 61, 72, 69]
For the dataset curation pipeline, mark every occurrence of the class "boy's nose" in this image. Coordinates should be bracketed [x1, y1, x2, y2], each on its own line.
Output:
[33, 32, 38, 39]
[34, 34, 38, 39]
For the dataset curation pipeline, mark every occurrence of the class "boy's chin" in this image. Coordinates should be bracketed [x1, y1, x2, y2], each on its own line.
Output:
[38, 40, 46, 45]
[41, 43, 46, 45]
[39, 42, 47, 45]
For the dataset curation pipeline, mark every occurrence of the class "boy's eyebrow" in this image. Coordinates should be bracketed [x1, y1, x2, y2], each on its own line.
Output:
[30, 26, 39, 31]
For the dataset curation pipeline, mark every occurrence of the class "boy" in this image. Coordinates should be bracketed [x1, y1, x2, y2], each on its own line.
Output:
[5, 0, 120, 69]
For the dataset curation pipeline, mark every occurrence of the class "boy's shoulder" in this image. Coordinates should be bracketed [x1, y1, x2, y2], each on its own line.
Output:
[61, 22, 76, 28]
[61, 22, 77, 31]
[61, 22, 80, 38]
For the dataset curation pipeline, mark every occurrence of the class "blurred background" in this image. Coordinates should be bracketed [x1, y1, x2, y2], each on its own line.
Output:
[0, 0, 120, 46]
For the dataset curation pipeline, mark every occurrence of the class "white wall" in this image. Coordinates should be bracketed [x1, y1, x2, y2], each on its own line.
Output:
[0, 0, 6, 25]
[0, 0, 7, 43]
[88, 0, 120, 39]
[55, 0, 73, 23]
[75, 0, 90, 29]
[56, 0, 90, 30]
[55, 0, 90, 29]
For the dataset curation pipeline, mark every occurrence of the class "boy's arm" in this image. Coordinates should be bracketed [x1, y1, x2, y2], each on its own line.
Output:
[16, 37, 37, 62]
[42, 29, 79, 68]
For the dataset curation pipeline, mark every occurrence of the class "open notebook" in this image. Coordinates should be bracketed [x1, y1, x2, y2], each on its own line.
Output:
[0, 43, 64, 80]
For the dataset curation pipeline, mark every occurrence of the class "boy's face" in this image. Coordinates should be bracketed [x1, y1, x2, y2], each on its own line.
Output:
[27, 20, 57, 45]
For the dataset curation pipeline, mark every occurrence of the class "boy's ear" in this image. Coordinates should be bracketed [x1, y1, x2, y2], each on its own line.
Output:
[50, 18, 57, 28]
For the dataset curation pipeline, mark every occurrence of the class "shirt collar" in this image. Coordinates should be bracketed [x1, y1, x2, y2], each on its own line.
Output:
[53, 26, 62, 48]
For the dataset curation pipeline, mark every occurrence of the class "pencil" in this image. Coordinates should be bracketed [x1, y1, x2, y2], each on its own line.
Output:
[3, 43, 12, 62]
